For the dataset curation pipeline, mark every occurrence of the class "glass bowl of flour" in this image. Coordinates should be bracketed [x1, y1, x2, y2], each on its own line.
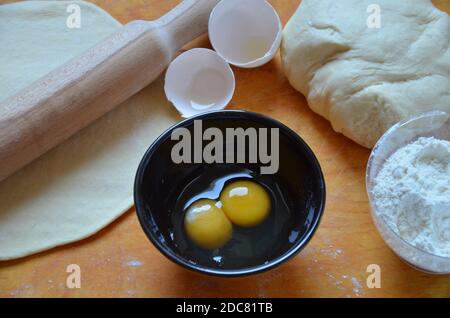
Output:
[366, 111, 450, 274]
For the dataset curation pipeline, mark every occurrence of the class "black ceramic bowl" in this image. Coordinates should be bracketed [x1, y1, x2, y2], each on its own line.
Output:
[134, 110, 325, 277]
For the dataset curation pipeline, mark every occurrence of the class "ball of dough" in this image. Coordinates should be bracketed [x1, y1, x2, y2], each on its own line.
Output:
[220, 180, 271, 227]
[184, 199, 232, 249]
[281, 0, 450, 148]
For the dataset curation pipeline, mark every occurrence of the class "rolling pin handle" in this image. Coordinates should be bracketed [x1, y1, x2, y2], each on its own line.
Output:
[0, 0, 220, 182]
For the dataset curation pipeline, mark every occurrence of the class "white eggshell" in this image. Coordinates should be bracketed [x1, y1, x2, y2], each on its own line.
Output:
[209, 0, 282, 68]
[164, 48, 235, 118]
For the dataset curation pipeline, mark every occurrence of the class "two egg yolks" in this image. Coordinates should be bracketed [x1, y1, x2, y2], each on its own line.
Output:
[184, 181, 271, 249]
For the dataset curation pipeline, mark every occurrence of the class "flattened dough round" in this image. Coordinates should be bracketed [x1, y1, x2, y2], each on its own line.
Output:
[0, 1, 178, 260]
[282, 0, 450, 148]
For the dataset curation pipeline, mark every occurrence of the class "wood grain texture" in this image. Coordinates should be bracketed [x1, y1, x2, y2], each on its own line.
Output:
[0, 0, 449, 298]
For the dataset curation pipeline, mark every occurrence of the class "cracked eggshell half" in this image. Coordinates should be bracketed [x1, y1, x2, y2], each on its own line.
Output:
[164, 48, 235, 118]
[209, 0, 282, 68]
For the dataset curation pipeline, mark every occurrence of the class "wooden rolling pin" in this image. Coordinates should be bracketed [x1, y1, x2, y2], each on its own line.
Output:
[0, 0, 219, 182]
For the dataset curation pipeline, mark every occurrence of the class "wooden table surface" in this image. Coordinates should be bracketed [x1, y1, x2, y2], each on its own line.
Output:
[0, 0, 449, 298]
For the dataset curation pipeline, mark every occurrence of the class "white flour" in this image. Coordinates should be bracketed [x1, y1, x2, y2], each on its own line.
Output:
[373, 137, 450, 258]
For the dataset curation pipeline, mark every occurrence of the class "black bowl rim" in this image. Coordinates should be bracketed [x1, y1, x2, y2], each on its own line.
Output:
[134, 110, 326, 277]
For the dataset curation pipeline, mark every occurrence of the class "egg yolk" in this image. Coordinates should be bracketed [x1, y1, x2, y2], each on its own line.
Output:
[184, 199, 232, 249]
[220, 180, 271, 227]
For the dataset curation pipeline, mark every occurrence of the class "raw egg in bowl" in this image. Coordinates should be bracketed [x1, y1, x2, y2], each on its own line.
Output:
[134, 111, 325, 277]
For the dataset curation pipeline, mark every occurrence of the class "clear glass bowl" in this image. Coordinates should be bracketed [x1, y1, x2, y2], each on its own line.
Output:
[366, 111, 450, 274]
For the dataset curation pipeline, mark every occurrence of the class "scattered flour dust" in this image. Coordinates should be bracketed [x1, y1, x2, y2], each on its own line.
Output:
[320, 245, 344, 259]
[351, 277, 363, 296]
[124, 259, 143, 268]
[373, 137, 450, 257]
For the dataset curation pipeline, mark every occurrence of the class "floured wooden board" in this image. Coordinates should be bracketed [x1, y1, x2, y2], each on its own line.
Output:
[0, 0, 449, 297]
